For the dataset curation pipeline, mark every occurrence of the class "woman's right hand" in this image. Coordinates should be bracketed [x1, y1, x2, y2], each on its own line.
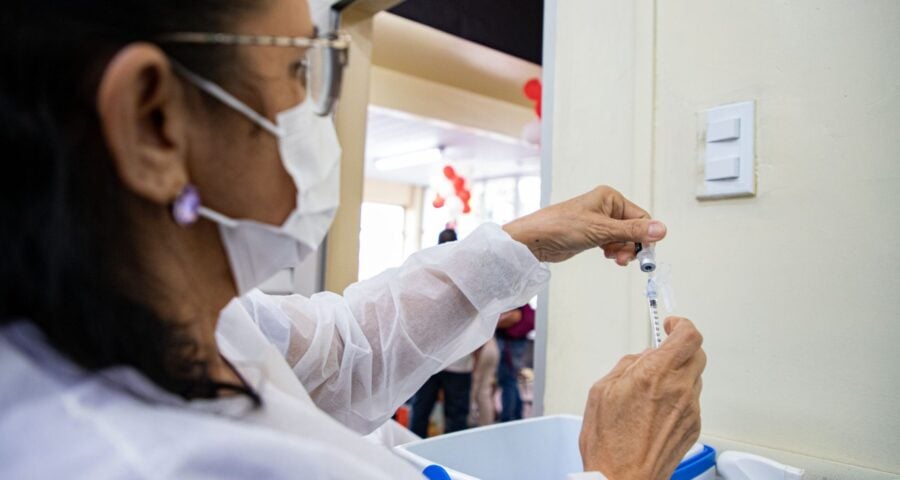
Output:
[502, 186, 666, 264]
[579, 317, 706, 479]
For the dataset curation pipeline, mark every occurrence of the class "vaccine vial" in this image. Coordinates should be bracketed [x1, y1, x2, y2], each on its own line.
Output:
[635, 243, 657, 273]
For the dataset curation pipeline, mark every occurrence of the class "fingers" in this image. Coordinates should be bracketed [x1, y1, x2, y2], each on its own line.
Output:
[620, 195, 652, 221]
[657, 317, 704, 368]
[683, 347, 707, 380]
[602, 242, 625, 258]
[587, 187, 666, 260]
[601, 218, 667, 248]
[615, 246, 636, 266]
[602, 242, 638, 266]
[664, 316, 695, 336]
[588, 186, 665, 246]
[592, 187, 651, 221]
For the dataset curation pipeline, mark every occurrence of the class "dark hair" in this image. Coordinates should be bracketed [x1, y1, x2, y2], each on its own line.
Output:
[438, 228, 458, 244]
[1, 1, 262, 402]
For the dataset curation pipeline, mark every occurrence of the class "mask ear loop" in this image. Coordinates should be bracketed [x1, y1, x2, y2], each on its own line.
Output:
[168, 60, 284, 137]
[197, 206, 240, 228]
[170, 184, 241, 229]
[167, 60, 284, 229]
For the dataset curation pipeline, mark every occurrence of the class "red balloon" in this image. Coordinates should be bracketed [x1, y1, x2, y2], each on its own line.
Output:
[523, 78, 542, 100]
[432, 195, 445, 209]
[453, 177, 465, 191]
[462, 202, 472, 214]
[443, 165, 457, 180]
[458, 189, 471, 202]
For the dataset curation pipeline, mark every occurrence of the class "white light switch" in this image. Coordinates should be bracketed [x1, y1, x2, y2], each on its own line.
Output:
[697, 101, 755, 199]
[707, 119, 741, 142]
[705, 157, 740, 180]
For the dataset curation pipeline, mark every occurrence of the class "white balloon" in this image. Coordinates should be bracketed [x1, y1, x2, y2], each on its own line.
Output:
[521, 119, 541, 146]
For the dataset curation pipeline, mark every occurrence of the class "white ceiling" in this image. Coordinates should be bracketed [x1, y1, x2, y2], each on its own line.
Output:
[364, 106, 540, 186]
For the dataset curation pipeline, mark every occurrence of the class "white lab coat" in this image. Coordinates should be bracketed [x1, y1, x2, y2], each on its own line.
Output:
[0, 223, 553, 479]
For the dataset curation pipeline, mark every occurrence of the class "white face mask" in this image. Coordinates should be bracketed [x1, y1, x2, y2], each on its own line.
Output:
[175, 66, 342, 295]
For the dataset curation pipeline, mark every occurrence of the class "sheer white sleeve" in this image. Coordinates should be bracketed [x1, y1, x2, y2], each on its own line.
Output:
[239, 223, 549, 434]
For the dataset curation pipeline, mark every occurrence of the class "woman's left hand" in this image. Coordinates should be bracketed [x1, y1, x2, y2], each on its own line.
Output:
[502, 186, 666, 264]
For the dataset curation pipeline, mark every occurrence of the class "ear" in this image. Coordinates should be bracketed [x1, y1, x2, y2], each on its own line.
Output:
[96, 43, 189, 205]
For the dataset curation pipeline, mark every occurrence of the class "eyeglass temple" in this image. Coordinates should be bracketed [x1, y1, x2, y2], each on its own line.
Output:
[312, 7, 349, 117]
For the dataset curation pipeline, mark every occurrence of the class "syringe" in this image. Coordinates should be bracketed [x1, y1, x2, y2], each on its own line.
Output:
[646, 277, 663, 348]
[636, 242, 663, 348]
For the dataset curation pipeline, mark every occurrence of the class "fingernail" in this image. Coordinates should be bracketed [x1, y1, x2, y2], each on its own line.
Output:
[648, 221, 665, 239]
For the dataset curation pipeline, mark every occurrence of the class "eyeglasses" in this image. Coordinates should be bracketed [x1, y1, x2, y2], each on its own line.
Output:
[158, 31, 351, 116]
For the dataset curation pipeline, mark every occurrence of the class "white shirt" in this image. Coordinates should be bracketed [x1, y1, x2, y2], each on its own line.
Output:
[0, 223, 555, 479]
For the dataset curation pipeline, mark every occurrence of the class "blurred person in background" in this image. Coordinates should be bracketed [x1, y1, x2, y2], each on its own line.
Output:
[468, 331, 499, 427]
[495, 303, 534, 421]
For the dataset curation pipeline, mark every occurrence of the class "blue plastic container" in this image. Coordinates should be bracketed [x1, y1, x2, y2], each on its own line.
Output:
[395, 415, 716, 480]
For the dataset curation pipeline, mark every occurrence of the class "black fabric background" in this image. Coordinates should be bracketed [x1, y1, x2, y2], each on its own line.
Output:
[389, 0, 544, 65]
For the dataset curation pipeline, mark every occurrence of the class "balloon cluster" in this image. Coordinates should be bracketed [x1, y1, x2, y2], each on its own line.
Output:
[432, 165, 472, 215]
[521, 78, 542, 146]
[523, 78, 542, 119]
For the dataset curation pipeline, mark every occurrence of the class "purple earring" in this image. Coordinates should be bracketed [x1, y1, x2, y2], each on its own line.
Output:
[172, 184, 201, 226]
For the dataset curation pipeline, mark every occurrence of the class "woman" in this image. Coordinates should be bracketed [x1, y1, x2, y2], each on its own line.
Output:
[0, 1, 706, 479]
[469, 334, 499, 427]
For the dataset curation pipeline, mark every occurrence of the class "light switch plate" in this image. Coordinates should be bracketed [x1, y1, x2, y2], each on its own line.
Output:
[707, 119, 741, 143]
[697, 101, 755, 199]
[705, 156, 741, 181]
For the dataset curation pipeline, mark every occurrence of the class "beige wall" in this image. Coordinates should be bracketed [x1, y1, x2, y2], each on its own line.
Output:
[542, 0, 647, 419]
[542, 0, 900, 477]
